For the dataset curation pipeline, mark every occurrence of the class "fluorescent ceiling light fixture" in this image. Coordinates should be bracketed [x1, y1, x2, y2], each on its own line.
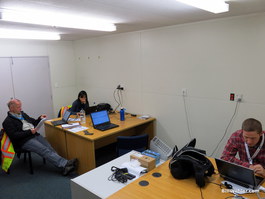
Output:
[0, 28, 61, 40]
[176, 0, 229, 14]
[0, 9, 116, 32]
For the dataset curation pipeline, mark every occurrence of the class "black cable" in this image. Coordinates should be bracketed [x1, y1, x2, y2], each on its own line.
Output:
[225, 196, 245, 199]
[209, 181, 222, 186]
[120, 90, 123, 107]
[208, 180, 224, 191]
[113, 87, 124, 112]
[113, 89, 119, 105]
[210, 101, 240, 157]
[108, 166, 128, 183]
[199, 187, 204, 199]
[113, 89, 121, 112]
[118, 89, 122, 107]
[182, 94, 192, 140]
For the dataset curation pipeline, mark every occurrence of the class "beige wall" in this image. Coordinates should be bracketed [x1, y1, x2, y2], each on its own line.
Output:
[73, 13, 265, 157]
[1, 12, 265, 158]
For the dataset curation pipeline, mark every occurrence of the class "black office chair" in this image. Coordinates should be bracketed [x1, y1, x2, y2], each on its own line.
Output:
[2, 129, 45, 174]
[116, 134, 149, 156]
[17, 149, 46, 174]
[7, 149, 46, 175]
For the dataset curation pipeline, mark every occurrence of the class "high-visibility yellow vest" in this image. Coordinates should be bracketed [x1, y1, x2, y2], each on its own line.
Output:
[1, 132, 15, 172]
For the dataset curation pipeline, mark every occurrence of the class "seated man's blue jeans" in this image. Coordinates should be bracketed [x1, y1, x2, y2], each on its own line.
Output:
[22, 135, 67, 168]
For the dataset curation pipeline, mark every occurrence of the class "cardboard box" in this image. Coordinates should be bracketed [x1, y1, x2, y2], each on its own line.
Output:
[130, 153, 156, 171]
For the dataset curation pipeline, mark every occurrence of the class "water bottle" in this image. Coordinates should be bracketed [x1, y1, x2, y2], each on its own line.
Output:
[120, 107, 125, 121]
[80, 109, 86, 124]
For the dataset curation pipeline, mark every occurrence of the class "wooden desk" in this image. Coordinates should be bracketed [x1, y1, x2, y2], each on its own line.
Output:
[44, 113, 155, 174]
[107, 159, 265, 199]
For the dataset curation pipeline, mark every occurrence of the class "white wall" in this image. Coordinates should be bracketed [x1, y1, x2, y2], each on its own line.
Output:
[0, 39, 77, 117]
[1, 12, 264, 158]
[73, 13, 265, 158]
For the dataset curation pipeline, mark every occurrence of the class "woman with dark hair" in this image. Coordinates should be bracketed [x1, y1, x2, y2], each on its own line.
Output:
[70, 90, 89, 114]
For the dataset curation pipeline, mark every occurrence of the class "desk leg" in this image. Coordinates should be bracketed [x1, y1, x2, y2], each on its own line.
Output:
[66, 133, 96, 175]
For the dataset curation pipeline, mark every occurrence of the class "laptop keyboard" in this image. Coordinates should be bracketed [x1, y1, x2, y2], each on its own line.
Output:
[95, 123, 118, 131]
[100, 123, 113, 128]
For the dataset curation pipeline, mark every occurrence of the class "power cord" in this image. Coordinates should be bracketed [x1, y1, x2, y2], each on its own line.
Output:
[108, 166, 128, 183]
[208, 180, 257, 199]
[113, 87, 123, 112]
[199, 187, 204, 199]
[210, 101, 240, 157]
[225, 196, 245, 199]
[256, 192, 263, 199]
[257, 187, 265, 199]
[182, 94, 192, 140]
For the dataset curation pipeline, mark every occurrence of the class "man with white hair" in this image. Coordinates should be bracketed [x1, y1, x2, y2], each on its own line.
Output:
[2, 99, 77, 176]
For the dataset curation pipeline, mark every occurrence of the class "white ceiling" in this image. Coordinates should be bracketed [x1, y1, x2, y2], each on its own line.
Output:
[0, 0, 265, 41]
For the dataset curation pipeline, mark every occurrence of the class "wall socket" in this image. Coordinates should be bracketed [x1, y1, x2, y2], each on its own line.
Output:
[235, 94, 243, 102]
[182, 88, 187, 96]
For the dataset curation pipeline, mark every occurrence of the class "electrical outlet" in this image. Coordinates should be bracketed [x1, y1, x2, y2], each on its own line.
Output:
[230, 93, 235, 101]
[235, 94, 243, 102]
[182, 88, 187, 96]
[117, 84, 124, 90]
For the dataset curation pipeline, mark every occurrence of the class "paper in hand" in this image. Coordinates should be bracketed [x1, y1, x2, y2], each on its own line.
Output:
[35, 118, 47, 131]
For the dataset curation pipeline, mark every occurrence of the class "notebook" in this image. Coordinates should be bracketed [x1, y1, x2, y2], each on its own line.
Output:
[52, 110, 71, 126]
[215, 158, 265, 189]
[90, 110, 119, 131]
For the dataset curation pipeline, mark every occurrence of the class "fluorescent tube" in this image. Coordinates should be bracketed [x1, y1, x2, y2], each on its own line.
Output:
[0, 29, 61, 40]
[0, 10, 116, 32]
[176, 0, 229, 13]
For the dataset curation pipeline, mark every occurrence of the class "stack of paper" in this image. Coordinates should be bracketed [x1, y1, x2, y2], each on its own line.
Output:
[61, 122, 80, 129]
[35, 118, 47, 131]
[138, 115, 150, 120]
[68, 118, 81, 122]
[67, 126, 89, 133]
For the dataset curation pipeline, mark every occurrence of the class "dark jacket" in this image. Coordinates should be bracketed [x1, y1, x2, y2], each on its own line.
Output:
[70, 99, 89, 114]
[2, 111, 41, 150]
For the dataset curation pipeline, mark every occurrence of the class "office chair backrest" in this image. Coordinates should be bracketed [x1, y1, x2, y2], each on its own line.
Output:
[58, 105, 72, 117]
[117, 134, 149, 156]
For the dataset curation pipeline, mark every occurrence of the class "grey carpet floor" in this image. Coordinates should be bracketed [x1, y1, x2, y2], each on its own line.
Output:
[0, 153, 78, 199]
[0, 143, 117, 199]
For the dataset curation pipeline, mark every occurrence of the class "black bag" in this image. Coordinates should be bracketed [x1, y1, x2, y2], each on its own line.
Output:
[169, 143, 214, 187]
[96, 103, 112, 112]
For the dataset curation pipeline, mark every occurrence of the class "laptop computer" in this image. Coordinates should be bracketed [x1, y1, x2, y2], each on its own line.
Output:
[84, 105, 97, 115]
[51, 110, 71, 126]
[90, 110, 119, 131]
[215, 158, 265, 189]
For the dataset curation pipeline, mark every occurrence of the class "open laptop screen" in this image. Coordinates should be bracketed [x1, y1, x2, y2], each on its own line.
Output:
[215, 158, 264, 189]
[85, 105, 97, 115]
[63, 110, 71, 121]
[90, 110, 110, 126]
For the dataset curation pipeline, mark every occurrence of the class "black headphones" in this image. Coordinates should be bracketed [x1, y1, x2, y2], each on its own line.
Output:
[108, 166, 128, 183]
